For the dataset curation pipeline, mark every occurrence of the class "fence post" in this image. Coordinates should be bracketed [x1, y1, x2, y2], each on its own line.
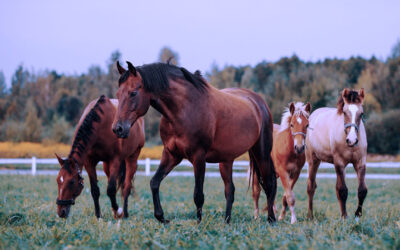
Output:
[145, 158, 151, 176]
[31, 156, 37, 176]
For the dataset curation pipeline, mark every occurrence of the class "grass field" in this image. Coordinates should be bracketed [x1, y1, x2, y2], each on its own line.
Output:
[0, 175, 399, 249]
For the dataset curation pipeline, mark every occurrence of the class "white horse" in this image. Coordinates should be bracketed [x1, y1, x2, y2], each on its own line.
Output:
[305, 88, 367, 218]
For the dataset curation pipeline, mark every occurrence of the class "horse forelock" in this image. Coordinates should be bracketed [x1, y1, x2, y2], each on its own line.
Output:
[337, 90, 362, 114]
[279, 102, 309, 133]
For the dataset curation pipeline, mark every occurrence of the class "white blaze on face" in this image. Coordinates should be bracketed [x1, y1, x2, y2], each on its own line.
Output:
[60, 176, 63, 183]
[347, 104, 359, 143]
[297, 117, 302, 124]
[294, 138, 298, 148]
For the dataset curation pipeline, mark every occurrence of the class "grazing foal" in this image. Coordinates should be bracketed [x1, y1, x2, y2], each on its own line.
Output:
[56, 96, 145, 219]
[306, 88, 367, 219]
[253, 102, 311, 223]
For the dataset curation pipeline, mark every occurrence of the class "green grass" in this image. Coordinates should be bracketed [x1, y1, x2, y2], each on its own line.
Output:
[0, 175, 399, 249]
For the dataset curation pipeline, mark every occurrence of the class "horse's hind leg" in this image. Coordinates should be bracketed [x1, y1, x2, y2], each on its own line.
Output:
[249, 142, 277, 222]
[150, 149, 182, 223]
[122, 149, 141, 218]
[219, 161, 235, 223]
[86, 159, 101, 218]
[353, 162, 367, 217]
[306, 151, 320, 219]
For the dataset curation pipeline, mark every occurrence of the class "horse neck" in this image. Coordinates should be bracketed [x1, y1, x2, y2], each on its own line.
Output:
[150, 80, 207, 123]
[277, 128, 295, 155]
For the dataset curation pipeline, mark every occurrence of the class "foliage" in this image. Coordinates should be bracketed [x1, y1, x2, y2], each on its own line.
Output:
[0, 46, 400, 154]
[0, 176, 399, 249]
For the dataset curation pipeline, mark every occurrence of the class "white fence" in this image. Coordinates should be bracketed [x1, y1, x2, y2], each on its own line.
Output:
[0, 157, 400, 179]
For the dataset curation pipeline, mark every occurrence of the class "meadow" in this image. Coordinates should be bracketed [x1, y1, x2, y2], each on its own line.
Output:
[0, 174, 399, 249]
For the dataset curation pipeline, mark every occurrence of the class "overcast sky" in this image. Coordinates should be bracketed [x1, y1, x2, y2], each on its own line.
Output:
[1, 0, 399, 86]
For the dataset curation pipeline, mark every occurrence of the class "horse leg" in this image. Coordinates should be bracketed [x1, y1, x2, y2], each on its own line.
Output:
[192, 151, 206, 223]
[251, 161, 261, 220]
[219, 161, 235, 223]
[106, 159, 123, 219]
[122, 149, 140, 218]
[306, 153, 320, 219]
[85, 160, 101, 218]
[334, 164, 348, 218]
[150, 149, 182, 223]
[249, 142, 277, 223]
[353, 162, 367, 217]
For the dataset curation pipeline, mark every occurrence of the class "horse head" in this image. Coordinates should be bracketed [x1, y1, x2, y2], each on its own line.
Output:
[55, 153, 84, 218]
[289, 102, 311, 154]
[338, 88, 365, 147]
[112, 61, 151, 138]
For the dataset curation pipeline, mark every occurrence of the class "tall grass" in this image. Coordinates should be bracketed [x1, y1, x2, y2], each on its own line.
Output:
[0, 175, 399, 249]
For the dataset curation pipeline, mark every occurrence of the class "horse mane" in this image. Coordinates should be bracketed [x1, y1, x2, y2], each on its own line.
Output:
[66, 95, 106, 171]
[279, 102, 310, 133]
[120, 62, 208, 94]
[337, 90, 362, 114]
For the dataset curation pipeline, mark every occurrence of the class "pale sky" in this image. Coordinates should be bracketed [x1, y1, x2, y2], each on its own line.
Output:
[1, 0, 399, 86]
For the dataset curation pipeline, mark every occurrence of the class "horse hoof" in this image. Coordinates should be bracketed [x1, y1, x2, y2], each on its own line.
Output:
[113, 208, 124, 219]
[267, 216, 276, 223]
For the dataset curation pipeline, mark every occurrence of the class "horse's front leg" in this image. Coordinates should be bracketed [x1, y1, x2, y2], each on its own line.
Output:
[86, 160, 101, 218]
[353, 161, 367, 217]
[106, 159, 123, 219]
[219, 161, 235, 223]
[150, 149, 182, 223]
[334, 164, 348, 218]
[191, 150, 206, 223]
[122, 149, 140, 218]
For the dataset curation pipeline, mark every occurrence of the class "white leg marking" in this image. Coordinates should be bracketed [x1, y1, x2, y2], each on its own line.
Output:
[290, 206, 297, 224]
[117, 207, 123, 216]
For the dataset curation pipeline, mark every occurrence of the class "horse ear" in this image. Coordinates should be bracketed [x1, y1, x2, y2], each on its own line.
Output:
[116, 61, 126, 75]
[305, 102, 312, 114]
[289, 102, 295, 115]
[342, 88, 350, 103]
[55, 153, 64, 165]
[126, 61, 137, 76]
[359, 88, 365, 102]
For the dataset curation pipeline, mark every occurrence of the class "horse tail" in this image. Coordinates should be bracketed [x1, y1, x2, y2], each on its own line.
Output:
[117, 160, 126, 191]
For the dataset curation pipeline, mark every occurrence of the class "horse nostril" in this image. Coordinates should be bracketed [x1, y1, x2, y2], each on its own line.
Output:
[116, 125, 123, 133]
[346, 139, 350, 144]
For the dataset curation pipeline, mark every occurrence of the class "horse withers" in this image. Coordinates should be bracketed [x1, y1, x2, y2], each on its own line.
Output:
[306, 88, 367, 219]
[253, 102, 311, 224]
[55, 95, 145, 219]
[112, 61, 277, 223]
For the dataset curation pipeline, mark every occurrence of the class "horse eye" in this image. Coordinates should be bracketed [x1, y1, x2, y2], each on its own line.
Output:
[290, 124, 293, 127]
[130, 91, 137, 97]
[69, 180, 75, 186]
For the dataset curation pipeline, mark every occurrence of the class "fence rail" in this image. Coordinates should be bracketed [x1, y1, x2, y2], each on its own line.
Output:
[0, 158, 400, 179]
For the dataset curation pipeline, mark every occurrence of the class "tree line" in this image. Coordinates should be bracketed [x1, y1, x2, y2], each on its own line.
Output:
[0, 45, 399, 154]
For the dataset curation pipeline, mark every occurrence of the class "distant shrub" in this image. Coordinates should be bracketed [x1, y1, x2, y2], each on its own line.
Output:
[366, 109, 400, 155]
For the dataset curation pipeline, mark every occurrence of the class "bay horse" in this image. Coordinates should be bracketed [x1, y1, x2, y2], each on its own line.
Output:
[306, 88, 367, 219]
[55, 95, 145, 219]
[252, 102, 311, 224]
[112, 61, 277, 223]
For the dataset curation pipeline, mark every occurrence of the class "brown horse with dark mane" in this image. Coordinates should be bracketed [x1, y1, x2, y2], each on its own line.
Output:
[56, 95, 145, 219]
[112, 61, 277, 223]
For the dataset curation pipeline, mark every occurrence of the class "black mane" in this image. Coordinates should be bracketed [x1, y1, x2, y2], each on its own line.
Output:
[66, 95, 106, 171]
[119, 63, 208, 94]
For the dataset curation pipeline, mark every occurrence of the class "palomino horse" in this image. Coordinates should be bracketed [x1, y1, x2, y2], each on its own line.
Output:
[252, 102, 311, 224]
[306, 88, 367, 218]
[56, 95, 145, 218]
[112, 61, 277, 223]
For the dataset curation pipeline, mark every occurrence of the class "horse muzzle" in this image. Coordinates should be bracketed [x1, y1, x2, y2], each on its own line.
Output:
[294, 145, 305, 154]
[112, 121, 131, 138]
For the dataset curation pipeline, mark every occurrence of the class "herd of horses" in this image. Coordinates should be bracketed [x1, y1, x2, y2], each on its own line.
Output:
[56, 61, 367, 224]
